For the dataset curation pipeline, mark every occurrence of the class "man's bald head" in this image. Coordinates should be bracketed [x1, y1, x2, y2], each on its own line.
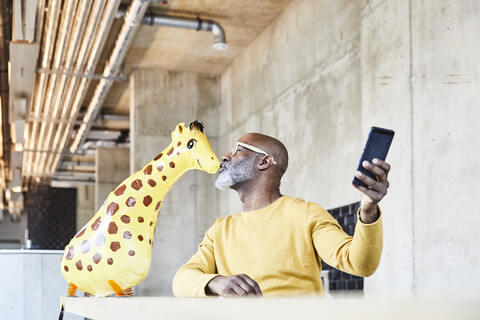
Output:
[238, 133, 289, 178]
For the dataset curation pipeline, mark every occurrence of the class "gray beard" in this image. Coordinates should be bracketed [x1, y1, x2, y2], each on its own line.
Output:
[215, 156, 256, 190]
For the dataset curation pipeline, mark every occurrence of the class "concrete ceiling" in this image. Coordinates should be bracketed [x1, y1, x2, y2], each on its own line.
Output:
[1, 0, 291, 217]
[103, 0, 292, 115]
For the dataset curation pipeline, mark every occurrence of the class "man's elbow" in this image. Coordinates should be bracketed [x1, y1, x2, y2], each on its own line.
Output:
[354, 258, 381, 277]
[172, 271, 186, 297]
[358, 265, 378, 277]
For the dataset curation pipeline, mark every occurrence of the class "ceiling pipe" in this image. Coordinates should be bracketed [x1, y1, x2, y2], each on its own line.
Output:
[23, 0, 61, 180]
[32, 0, 77, 178]
[35, 0, 98, 179]
[117, 9, 228, 51]
[25, 0, 119, 182]
[69, 0, 149, 155]
[0, 0, 11, 190]
[44, 0, 122, 177]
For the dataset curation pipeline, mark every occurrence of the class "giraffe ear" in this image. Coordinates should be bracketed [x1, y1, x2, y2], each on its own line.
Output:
[171, 123, 186, 141]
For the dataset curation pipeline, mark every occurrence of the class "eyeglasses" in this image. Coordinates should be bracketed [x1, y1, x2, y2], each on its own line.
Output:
[231, 142, 277, 164]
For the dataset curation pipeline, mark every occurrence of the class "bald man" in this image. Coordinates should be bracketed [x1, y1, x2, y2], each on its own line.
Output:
[172, 133, 390, 297]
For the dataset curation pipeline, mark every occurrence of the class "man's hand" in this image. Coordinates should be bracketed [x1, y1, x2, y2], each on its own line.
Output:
[353, 158, 391, 224]
[205, 274, 262, 297]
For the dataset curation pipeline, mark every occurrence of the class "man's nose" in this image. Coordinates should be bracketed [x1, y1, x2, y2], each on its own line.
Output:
[221, 153, 232, 162]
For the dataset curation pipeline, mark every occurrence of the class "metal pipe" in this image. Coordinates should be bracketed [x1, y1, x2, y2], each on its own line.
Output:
[69, 0, 149, 154]
[117, 9, 228, 51]
[33, 0, 77, 178]
[36, 67, 126, 81]
[24, 0, 61, 180]
[45, 0, 122, 176]
[36, 0, 93, 178]
[0, 0, 11, 187]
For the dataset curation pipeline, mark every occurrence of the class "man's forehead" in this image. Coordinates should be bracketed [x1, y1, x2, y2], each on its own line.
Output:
[238, 133, 263, 144]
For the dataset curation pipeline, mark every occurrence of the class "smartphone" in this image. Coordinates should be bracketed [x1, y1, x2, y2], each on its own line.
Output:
[352, 126, 395, 188]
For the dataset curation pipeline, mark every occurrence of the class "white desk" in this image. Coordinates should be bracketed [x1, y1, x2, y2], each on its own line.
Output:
[62, 296, 480, 320]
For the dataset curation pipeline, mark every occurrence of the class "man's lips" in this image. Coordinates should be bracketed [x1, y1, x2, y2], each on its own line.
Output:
[218, 164, 227, 173]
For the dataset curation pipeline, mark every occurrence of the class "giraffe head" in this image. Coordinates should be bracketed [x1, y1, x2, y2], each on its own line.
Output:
[169, 120, 220, 174]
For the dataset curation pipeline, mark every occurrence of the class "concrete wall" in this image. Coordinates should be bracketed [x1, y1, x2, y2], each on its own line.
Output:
[218, 0, 480, 298]
[130, 69, 220, 295]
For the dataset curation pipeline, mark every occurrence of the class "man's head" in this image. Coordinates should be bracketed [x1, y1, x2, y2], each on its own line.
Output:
[215, 133, 288, 191]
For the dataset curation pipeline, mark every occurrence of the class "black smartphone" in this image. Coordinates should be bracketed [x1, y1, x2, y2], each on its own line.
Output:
[352, 126, 395, 187]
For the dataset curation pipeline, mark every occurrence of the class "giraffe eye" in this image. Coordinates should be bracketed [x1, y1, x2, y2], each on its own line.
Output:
[187, 139, 197, 149]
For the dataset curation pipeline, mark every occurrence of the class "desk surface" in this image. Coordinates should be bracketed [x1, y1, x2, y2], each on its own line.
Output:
[63, 296, 480, 320]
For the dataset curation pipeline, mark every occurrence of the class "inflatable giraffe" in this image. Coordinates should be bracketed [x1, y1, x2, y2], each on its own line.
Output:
[60, 121, 220, 297]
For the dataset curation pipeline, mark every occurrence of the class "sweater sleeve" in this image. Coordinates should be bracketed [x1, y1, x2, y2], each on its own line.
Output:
[311, 205, 383, 277]
[172, 221, 220, 297]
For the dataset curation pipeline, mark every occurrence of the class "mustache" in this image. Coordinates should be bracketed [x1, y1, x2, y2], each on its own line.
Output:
[219, 163, 228, 172]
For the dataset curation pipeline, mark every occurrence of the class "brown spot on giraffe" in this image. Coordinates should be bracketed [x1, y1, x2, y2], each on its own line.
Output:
[176, 151, 181, 155]
[93, 253, 102, 264]
[167, 147, 174, 156]
[150, 221, 153, 227]
[155, 201, 162, 211]
[66, 246, 75, 260]
[143, 196, 153, 207]
[108, 222, 118, 234]
[114, 184, 126, 196]
[81, 240, 90, 254]
[110, 241, 121, 252]
[76, 260, 83, 271]
[95, 234, 106, 246]
[147, 179, 156, 187]
[138, 235, 144, 241]
[64, 266, 69, 272]
[123, 231, 132, 239]
[107, 202, 119, 216]
[154, 153, 163, 161]
[156, 163, 163, 172]
[121, 215, 131, 223]
[144, 165, 153, 175]
[169, 162, 175, 168]
[131, 179, 143, 191]
[138, 217, 144, 223]
[75, 227, 86, 238]
[126, 197, 136, 207]
[91, 217, 101, 231]
[177, 141, 182, 146]
[128, 250, 136, 256]
[162, 175, 167, 181]
[149, 239, 152, 245]
[107, 258, 114, 265]
[87, 265, 93, 272]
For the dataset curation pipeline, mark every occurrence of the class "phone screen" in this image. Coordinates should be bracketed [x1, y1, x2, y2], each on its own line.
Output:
[352, 127, 394, 188]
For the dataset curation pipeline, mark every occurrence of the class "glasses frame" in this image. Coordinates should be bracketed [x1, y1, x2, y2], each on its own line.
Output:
[231, 142, 277, 165]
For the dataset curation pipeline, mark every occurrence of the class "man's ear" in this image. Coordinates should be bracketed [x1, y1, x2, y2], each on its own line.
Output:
[257, 155, 275, 171]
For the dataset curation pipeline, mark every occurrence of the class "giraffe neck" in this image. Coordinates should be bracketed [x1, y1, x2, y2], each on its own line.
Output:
[138, 139, 193, 209]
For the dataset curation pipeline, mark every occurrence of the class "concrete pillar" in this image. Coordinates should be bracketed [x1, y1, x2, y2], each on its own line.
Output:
[95, 148, 130, 210]
[130, 68, 220, 296]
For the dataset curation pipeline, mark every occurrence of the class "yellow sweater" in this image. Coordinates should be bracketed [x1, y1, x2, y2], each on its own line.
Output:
[172, 196, 383, 297]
